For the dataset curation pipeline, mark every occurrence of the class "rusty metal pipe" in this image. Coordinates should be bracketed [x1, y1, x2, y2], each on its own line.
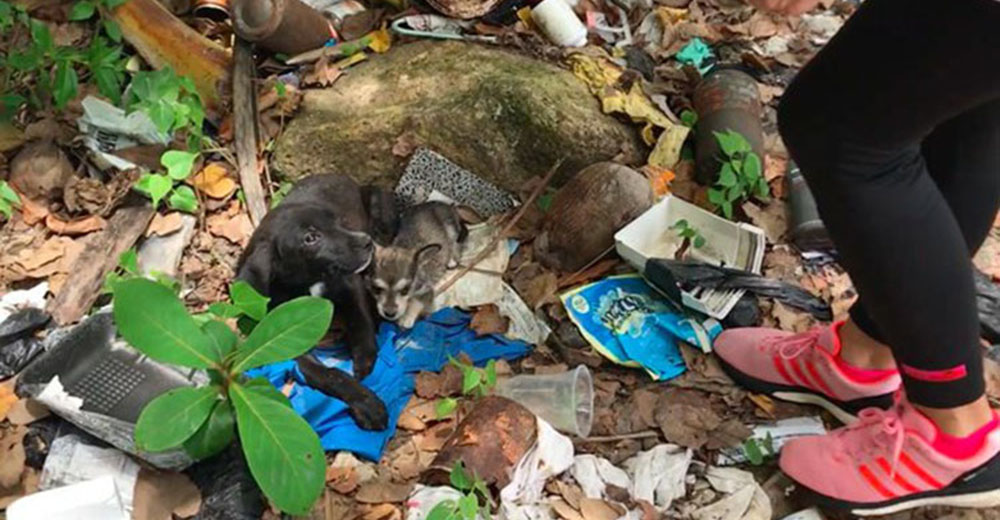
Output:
[231, 0, 334, 56]
[692, 68, 765, 185]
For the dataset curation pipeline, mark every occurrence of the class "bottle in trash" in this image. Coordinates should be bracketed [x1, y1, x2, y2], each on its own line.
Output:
[691, 68, 765, 185]
[785, 161, 834, 251]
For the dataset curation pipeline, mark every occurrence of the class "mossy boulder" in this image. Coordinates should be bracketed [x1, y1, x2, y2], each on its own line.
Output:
[272, 41, 645, 190]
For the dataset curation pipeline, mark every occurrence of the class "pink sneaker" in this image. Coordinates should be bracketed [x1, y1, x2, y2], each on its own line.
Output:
[780, 396, 1000, 515]
[714, 322, 900, 423]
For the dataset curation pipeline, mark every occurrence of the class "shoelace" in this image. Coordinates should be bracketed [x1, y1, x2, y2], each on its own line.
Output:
[838, 404, 907, 478]
[775, 328, 824, 360]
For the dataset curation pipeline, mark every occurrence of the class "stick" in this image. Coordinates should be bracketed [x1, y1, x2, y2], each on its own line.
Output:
[578, 431, 660, 442]
[232, 37, 268, 227]
[436, 158, 565, 294]
[286, 34, 373, 65]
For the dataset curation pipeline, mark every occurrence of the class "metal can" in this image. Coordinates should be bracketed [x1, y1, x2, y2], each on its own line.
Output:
[692, 68, 765, 185]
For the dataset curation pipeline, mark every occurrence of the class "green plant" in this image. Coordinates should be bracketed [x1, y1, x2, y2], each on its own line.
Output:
[670, 219, 705, 249]
[435, 358, 497, 418]
[0, 181, 21, 220]
[680, 109, 698, 128]
[426, 462, 492, 520]
[706, 130, 768, 219]
[0, 1, 127, 117]
[126, 67, 205, 147]
[269, 181, 294, 209]
[113, 278, 330, 514]
[69, 0, 126, 44]
[102, 248, 180, 294]
[742, 432, 775, 466]
[132, 150, 200, 212]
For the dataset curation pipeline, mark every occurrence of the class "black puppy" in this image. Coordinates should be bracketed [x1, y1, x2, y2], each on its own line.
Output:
[236, 174, 391, 430]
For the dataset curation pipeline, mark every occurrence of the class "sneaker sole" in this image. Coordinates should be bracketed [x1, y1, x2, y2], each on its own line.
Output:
[802, 452, 1000, 516]
[716, 355, 893, 424]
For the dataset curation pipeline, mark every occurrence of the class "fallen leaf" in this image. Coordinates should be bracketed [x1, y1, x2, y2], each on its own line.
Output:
[470, 304, 509, 336]
[354, 481, 412, 504]
[557, 258, 620, 289]
[0, 384, 17, 421]
[414, 365, 462, 399]
[189, 163, 237, 199]
[552, 498, 585, 520]
[5, 399, 50, 425]
[18, 195, 49, 226]
[414, 421, 454, 453]
[742, 201, 786, 244]
[146, 212, 185, 237]
[132, 468, 202, 520]
[707, 418, 753, 449]
[629, 388, 659, 430]
[654, 390, 721, 449]
[579, 498, 623, 520]
[0, 426, 27, 489]
[534, 363, 569, 375]
[771, 301, 813, 333]
[512, 264, 559, 309]
[44, 214, 107, 236]
[764, 154, 787, 182]
[553, 480, 584, 510]
[303, 57, 344, 87]
[15, 236, 67, 275]
[207, 211, 254, 246]
[391, 131, 421, 158]
[746, 393, 776, 418]
[326, 465, 359, 494]
[357, 503, 402, 520]
[985, 357, 1000, 401]
[976, 232, 1000, 280]
[0, 466, 38, 509]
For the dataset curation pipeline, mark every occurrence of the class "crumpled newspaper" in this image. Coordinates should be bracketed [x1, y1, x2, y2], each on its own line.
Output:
[76, 96, 169, 171]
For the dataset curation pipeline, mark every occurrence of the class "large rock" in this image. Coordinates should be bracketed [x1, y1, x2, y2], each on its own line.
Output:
[273, 41, 645, 190]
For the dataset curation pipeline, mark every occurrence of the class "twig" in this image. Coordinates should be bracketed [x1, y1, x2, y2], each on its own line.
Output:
[578, 430, 660, 442]
[232, 37, 268, 227]
[556, 244, 617, 289]
[436, 158, 565, 294]
[286, 34, 374, 65]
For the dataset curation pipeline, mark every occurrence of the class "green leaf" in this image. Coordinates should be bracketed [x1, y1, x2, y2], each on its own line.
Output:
[458, 494, 478, 519]
[0, 181, 20, 205]
[427, 501, 457, 520]
[103, 0, 127, 9]
[208, 301, 242, 319]
[133, 173, 173, 208]
[669, 219, 689, 230]
[718, 163, 737, 188]
[680, 109, 698, 128]
[714, 130, 741, 158]
[436, 397, 458, 418]
[119, 248, 139, 274]
[755, 177, 771, 199]
[707, 188, 725, 205]
[52, 61, 78, 109]
[93, 66, 122, 104]
[721, 201, 733, 219]
[450, 462, 472, 491]
[743, 438, 764, 465]
[168, 185, 198, 213]
[30, 19, 52, 52]
[135, 386, 218, 451]
[103, 18, 122, 42]
[693, 235, 706, 248]
[484, 360, 497, 389]
[230, 297, 333, 373]
[231, 281, 269, 321]
[69, 0, 95, 19]
[161, 150, 198, 180]
[183, 398, 236, 460]
[202, 320, 238, 360]
[230, 381, 325, 515]
[112, 278, 221, 368]
[461, 367, 482, 395]
[0, 199, 12, 219]
[743, 153, 762, 181]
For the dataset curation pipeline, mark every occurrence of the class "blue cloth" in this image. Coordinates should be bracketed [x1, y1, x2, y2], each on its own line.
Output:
[246, 307, 531, 461]
[561, 274, 721, 381]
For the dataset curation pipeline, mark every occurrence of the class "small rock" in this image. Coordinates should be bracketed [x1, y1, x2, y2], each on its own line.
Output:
[9, 141, 75, 204]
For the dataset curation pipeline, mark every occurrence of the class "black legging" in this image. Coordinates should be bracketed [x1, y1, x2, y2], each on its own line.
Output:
[778, 0, 1000, 408]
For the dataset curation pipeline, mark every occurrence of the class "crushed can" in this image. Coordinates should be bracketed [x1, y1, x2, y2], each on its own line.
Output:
[785, 161, 834, 251]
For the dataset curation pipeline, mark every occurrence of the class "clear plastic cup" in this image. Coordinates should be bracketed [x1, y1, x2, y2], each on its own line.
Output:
[495, 365, 594, 438]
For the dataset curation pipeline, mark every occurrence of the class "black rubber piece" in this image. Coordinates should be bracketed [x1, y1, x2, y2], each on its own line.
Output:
[716, 354, 893, 418]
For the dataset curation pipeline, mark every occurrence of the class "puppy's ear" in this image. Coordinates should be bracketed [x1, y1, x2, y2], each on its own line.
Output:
[236, 241, 274, 295]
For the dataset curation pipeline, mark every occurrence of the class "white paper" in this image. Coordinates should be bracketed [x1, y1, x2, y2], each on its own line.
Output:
[0, 282, 48, 324]
[500, 419, 575, 507]
[40, 434, 140, 514]
[622, 444, 692, 512]
[76, 96, 169, 170]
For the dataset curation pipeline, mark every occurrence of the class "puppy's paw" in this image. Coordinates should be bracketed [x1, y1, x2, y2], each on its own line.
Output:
[352, 349, 376, 381]
[348, 392, 389, 431]
[398, 314, 418, 329]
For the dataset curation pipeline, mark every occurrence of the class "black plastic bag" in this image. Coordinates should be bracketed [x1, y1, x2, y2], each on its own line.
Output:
[0, 308, 50, 379]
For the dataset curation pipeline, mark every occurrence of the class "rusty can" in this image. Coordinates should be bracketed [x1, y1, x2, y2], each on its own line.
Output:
[231, 0, 334, 55]
[691, 68, 764, 185]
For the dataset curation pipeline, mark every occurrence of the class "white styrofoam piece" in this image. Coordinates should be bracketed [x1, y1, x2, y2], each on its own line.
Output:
[614, 196, 766, 319]
[7, 476, 129, 520]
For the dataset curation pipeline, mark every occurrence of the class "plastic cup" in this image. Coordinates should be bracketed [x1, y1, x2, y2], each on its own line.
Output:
[495, 365, 594, 438]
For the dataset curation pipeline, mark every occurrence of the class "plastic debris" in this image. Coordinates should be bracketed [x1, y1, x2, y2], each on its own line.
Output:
[496, 365, 593, 437]
[645, 260, 832, 321]
[39, 434, 140, 514]
[0, 308, 50, 380]
[76, 97, 170, 171]
[6, 475, 129, 520]
[396, 148, 519, 218]
[561, 274, 720, 380]
[391, 15, 497, 43]
[570, 454, 631, 500]
[247, 308, 531, 460]
[716, 417, 826, 465]
[0, 282, 48, 325]
[675, 37, 714, 75]
[568, 53, 679, 129]
[405, 485, 469, 520]
[137, 214, 197, 279]
[622, 444, 691, 512]
[615, 195, 766, 319]
[500, 418, 574, 509]
[690, 466, 771, 520]
[186, 444, 264, 520]
[532, 0, 587, 47]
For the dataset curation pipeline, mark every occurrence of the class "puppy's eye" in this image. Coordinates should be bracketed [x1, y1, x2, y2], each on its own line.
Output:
[303, 231, 320, 246]
[400, 285, 410, 296]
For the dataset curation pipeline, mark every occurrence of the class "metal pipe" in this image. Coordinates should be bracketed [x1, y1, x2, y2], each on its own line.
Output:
[231, 0, 334, 55]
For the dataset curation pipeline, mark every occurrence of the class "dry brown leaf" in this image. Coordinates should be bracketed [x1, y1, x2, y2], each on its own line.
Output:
[207, 211, 254, 246]
[985, 357, 1000, 401]
[388, 439, 435, 481]
[15, 236, 68, 275]
[397, 397, 430, 431]
[758, 83, 785, 105]
[303, 57, 344, 87]
[554, 480, 584, 510]
[470, 304, 509, 336]
[146, 212, 185, 237]
[0, 466, 38, 509]
[764, 154, 787, 182]
[414, 365, 462, 399]
[742, 201, 786, 244]
[18, 195, 49, 226]
[976, 232, 1000, 280]
[771, 301, 813, 333]
[552, 498, 585, 520]
[0, 384, 17, 421]
[5, 399, 50, 425]
[557, 258, 620, 289]
[44, 214, 106, 236]
[0, 426, 27, 489]
[357, 503, 402, 520]
[513, 265, 559, 309]
[654, 390, 721, 449]
[579, 498, 623, 520]
[326, 466, 359, 494]
[391, 131, 421, 158]
[354, 481, 412, 504]
[414, 421, 454, 453]
[746, 393, 776, 418]
[190, 162, 237, 199]
[132, 468, 202, 520]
